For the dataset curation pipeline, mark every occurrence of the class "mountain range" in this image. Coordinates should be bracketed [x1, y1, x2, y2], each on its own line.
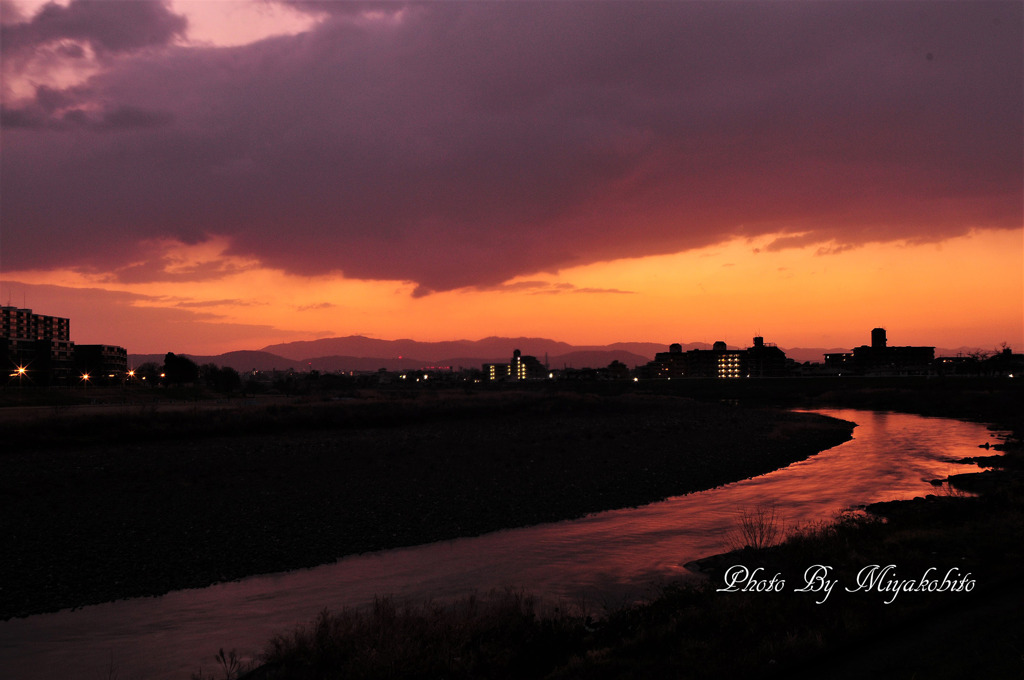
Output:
[127, 337, 675, 373]
[128, 335, 973, 373]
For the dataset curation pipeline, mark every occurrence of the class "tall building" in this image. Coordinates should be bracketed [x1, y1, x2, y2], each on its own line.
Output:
[1, 306, 126, 385]
[510, 349, 546, 380]
[1, 306, 70, 342]
[1, 306, 75, 385]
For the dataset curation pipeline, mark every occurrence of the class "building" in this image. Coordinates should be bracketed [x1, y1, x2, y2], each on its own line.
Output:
[510, 349, 546, 380]
[987, 347, 1024, 378]
[2, 306, 125, 386]
[824, 328, 934, 376]
[74, 344, 129, 384]
[1, 306, 71, 342]
[483, 349, 547, 381]
[483, 362, 510, 381]
[646, 343, 689, 379]
[935, 346, 1024, 377]
[2, 306, 75, 385]
[644, 337, 789, 379]
[745, 336, 788, 377]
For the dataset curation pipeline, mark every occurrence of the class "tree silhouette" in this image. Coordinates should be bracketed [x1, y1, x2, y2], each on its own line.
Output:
[163, 352, 199, 385]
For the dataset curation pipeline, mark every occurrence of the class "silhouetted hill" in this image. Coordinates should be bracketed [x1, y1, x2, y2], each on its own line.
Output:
[216, 351, 305, 371]
[548, 350, 652, 369]
[258, 337, 669, 370]
[130, 338, 981, 374]
[128, 351, 303, 372]
[132, 339, 666, 373]
[260, 336, 582, 362]
[305, 356, 432, 372]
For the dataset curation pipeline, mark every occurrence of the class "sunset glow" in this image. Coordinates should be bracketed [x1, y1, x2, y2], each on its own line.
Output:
[2, 0, 1021, 356]
[3, 228, 1020, 355]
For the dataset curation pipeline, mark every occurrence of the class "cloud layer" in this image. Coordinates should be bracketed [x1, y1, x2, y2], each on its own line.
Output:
[2, 1, 1021, 294]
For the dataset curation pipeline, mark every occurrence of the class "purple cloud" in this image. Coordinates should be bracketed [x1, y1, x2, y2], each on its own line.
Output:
[2, 2, 1020, 294]
[1, 0, 187, 56]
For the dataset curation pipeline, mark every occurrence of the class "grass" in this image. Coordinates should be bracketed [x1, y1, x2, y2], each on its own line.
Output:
[249, 590, 590, 680]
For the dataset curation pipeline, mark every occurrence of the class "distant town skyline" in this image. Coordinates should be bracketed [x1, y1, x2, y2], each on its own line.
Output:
[2, 1, 1021, 355]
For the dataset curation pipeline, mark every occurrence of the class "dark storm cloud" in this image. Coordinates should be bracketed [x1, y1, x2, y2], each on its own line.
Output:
[1, 0, 187, 56]
[276, 1, 402, 17]
[1, 97, 172, 130]
[2, 1, 1021, 293]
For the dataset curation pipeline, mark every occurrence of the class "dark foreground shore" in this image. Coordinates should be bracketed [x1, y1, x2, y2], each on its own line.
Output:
[0, 391, 853, 620]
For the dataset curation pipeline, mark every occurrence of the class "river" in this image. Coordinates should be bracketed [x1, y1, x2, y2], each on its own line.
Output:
[0, 409, 1008, 680]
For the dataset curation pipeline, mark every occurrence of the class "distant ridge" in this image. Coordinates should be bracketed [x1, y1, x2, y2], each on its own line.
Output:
[129, 336, 982, 373]
[260, 336, 605, 362]
[128, 350, 304, 372]
[128, 338, 669, 373]
[256, 336, 669, 365]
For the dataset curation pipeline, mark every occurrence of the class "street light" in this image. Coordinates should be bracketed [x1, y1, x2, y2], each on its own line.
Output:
[81, 372, 90, 389]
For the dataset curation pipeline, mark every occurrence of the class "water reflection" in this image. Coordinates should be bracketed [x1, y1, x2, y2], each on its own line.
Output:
[0, 410, 1006, 680]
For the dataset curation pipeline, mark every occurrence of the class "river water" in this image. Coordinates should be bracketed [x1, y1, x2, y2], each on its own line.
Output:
[0, 409, 1008, 680]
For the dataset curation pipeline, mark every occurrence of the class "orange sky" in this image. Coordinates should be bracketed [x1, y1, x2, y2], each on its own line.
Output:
[3, 228, 1021, 355]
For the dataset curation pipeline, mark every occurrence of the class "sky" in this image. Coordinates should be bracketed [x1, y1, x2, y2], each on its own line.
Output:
[1, 0, 1021, 356]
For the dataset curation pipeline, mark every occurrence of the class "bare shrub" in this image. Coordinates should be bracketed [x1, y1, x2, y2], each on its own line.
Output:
[729, 503, 785, 551]
[190, 647, 247, 680]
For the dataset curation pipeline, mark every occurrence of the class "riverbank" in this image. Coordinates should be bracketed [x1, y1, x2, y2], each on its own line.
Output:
[0, 391, 854, 620]
[219, 385, 1024, 679]
[220, 461, 1024, 679]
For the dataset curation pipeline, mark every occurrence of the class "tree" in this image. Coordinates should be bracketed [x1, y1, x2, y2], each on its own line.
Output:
[163, 352, 199, 385]
[135, 361, 162, 385]
[201, 363, 242, 393]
